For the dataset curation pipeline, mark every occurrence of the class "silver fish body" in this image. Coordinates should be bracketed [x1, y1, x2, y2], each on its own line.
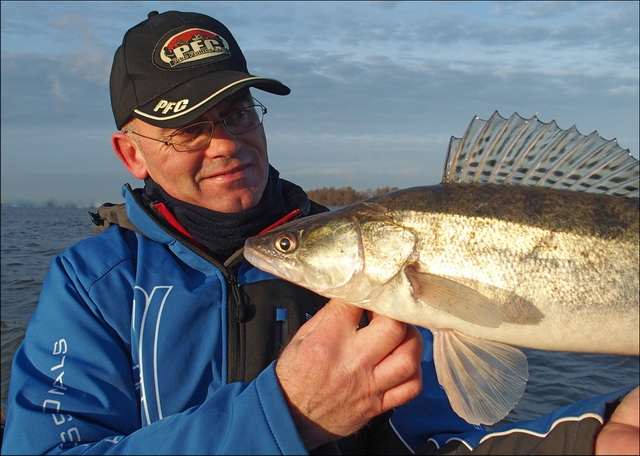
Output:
[244, 112, 640, 425]
[247, 184, 638, 353]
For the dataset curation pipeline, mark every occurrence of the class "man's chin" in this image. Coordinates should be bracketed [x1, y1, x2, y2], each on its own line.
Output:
[201, 188, 263, 213]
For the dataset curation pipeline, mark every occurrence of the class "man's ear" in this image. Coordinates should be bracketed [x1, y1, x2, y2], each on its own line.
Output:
[112, 132, 149, 179]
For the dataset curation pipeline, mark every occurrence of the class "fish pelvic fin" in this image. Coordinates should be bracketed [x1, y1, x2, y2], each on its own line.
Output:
[443, 111, 639, 198]
[405, 265, 502, 328]
[432, 328, 528, 426]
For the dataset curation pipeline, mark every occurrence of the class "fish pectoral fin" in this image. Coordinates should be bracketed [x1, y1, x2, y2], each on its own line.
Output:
[405, 266, 502, 327]
[432, 328, 528, 426]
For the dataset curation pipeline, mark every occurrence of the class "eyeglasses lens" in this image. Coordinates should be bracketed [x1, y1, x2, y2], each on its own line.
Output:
[170, 103, 265, 151]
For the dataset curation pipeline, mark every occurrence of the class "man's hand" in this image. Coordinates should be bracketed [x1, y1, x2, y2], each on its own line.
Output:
[276, 299, 423, 450]
[595, 386, 639, 455]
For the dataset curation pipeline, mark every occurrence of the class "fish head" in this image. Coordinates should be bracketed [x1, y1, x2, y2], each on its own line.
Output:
[244, 204, 417, 303]
[244, 211, 362, 297]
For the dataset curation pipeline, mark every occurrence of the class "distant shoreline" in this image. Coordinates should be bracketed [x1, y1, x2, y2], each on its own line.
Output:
[2, 185, 401, 209]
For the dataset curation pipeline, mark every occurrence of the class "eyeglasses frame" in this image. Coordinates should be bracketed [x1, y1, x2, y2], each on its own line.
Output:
[123, 99, 267, 152]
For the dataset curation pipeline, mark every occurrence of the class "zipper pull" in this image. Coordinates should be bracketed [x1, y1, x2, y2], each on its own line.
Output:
[230, 276, 248, 323]
[275, 307, 289, 354]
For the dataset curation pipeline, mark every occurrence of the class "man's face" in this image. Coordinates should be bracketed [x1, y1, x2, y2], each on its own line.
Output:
[126, 92, 270, 213]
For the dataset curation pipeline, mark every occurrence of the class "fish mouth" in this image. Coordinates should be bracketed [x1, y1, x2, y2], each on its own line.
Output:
[243, 241, 308, 286]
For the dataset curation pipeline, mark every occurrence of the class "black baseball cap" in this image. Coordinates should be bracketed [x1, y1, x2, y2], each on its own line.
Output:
[110, 10, 291, 130]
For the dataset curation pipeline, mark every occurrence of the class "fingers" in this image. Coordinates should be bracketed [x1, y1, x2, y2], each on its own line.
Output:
[275, 298, 424, 450]
[595, 386, 640, 455]
[343, 307, 424, 412]
[322, 298, 365, 328]
[321, 300, 423, 394]
[372, 323, 422, 386]
[353, 309, 413, 365]
[292, 298, 363, 339]
[610, 386, 640, 427]
[374, 324, 424, 410]
[380, 368, 423, 413]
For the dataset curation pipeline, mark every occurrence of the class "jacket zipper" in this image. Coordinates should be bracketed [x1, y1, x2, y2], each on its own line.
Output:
[129, 188, 246, 382]
[128, 187, 300, 383]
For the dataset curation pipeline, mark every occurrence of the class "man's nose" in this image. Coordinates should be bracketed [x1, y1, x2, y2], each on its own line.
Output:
[204, 121, 240, 157]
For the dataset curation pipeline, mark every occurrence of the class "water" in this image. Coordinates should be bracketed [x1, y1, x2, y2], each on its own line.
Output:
[1, 205, 96, 412]
[1, 205, 638, 426]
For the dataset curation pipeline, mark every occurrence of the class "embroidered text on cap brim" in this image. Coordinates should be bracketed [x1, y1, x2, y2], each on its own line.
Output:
[133, 77, 280, 123]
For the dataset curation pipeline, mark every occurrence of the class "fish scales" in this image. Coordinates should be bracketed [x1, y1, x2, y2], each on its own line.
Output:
[244, 111, 639, 425]
[358, 184, 639, 355]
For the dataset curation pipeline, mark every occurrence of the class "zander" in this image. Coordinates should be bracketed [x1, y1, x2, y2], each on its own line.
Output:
[244, 112, 639, 426]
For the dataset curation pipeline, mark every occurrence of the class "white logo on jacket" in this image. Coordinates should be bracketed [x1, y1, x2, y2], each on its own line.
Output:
[133, 285, 173, 424]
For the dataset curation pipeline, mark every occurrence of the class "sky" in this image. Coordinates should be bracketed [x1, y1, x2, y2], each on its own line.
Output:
[1, 1, 638, 206]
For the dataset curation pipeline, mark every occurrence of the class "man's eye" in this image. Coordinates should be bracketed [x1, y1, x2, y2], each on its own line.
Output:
[229, 108, 250, 121]
[174, 124, 206, 139]
[183, 125, 202, 135]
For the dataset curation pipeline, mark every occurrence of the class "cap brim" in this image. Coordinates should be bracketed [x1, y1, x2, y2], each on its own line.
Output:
[132, 70, 290, 128]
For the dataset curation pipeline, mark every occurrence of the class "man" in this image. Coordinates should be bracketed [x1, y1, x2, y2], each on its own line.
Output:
[2, 10, 637, 455]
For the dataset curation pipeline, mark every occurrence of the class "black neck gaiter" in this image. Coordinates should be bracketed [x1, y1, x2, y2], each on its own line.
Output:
[143, 166, 310, 261]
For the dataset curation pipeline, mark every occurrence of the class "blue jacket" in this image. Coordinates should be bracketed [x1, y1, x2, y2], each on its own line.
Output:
[1, 184, 631, 455]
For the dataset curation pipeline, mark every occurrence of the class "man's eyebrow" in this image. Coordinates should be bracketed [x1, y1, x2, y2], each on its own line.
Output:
[162, 93, 253, 127]
[193, 96, 253, 121]
[220, 94, 253, 108]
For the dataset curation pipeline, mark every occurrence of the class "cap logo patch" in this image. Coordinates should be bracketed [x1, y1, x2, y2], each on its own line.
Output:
[159, 28, 230, 68]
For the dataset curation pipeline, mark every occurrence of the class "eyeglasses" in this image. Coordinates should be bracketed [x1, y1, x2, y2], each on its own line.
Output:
[124, 99, 267, 152]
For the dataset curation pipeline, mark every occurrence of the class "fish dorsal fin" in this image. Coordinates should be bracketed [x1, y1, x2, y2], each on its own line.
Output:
[443, 111, 639, 198]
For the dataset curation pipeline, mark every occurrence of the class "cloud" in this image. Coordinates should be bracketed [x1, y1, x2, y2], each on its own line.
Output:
[1, 1, 637, 205]
[47, 74, 68, 113]
[52, 13, 114, 84]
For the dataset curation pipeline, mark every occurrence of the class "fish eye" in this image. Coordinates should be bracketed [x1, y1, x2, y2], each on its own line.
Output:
[275, 233, 297, 253]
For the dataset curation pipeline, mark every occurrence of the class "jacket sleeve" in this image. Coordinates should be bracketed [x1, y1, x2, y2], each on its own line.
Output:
[413, 387, 631, 455]
[390, 328, 634, 455]
[1, 248, 308, 455]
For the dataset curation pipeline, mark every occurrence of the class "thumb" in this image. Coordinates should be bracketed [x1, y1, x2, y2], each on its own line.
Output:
[321, 298, 364, 327]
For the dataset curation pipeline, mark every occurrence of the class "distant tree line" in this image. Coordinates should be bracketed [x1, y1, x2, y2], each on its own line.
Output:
[306, 186, 399, 207]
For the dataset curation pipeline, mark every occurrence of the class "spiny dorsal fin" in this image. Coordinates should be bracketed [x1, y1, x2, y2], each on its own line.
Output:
[443, 111, 639, 198]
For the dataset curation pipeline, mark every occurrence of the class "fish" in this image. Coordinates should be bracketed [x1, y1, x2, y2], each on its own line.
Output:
[244, 111, 639, 426]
